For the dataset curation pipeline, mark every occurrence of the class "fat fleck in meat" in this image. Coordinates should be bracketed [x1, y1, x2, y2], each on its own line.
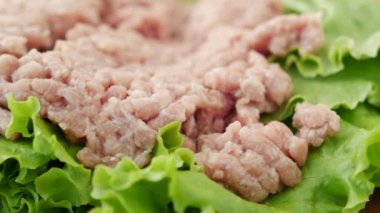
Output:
[0, 0, 103, 56]
[0, 0, 337, 204]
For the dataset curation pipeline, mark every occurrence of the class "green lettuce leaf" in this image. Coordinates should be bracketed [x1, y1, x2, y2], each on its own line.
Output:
[281, 0, 380, 77]
[0, 96, 92, 213]
[266, 120, 380, 213]
[92, 117, 380, 213]
[3, 97, 380, 213]
[336, 104, 380, 188]
[170, 172, 281, 213]
[337, 103, 380, 131]
[91, 121, 278, 213]
[264, 56, 380, 122]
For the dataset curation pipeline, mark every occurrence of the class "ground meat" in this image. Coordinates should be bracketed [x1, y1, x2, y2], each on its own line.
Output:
[0, 0, 334, 203]
[260, 121, 308, 167]
[196, 121, 300, 202]
[0, 0, 103, 56]
[65, 24, 191, 66]
[0, 54, 19, 81]
[0, 34, 27, 56]
[196, 107, 339, 202]
[245, 13, 324, 56]
[293, 102, 340, 147]
[187, 0, 282, 39]
[102, 0, 188, 39]
[77, 98, 157, 167]
[0, 107, 10, 135]
[0, 36, 294, 168]
[0, 79, 66, 116]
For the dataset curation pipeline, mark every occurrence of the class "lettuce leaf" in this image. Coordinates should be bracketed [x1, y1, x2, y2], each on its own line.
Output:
[262, 53, 380, 212]
[263, 56, 380, 122]
[3, 98, 380, 213]
[90, 121, 279, 213]
[337, 104, 380, 188]
[281, 0, 380, 77]
[91, 118, 380, 213]
[1, 1, 379, 212]
[265, 120, 380, 213]
[0, 96, 92, 213]
[338, 103, 380, 131]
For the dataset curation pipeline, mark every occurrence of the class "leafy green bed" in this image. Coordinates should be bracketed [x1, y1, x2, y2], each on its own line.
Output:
[1, 0, 380, 212]
[0, 96, 92, 213]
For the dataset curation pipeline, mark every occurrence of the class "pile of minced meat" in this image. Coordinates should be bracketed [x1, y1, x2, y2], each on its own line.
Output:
[0, 0, 340, 202]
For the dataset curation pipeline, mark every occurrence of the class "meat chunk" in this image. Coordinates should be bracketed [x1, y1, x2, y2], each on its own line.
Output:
[11, 61, 49, 82]
[197, 145, 278, 202]
[260, 121, 308, 166]
[196, 121, 302, 202]
[245, 13, 324, 56]
[202, 51, 292, 124]
[196, 109, 339, 202]
[77, 98, 157, 167]
[293, 102, 340, 147]
[0, 79, 66, 116]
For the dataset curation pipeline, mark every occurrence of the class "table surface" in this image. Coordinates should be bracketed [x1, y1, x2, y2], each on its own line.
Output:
[363, 189, 380, 213]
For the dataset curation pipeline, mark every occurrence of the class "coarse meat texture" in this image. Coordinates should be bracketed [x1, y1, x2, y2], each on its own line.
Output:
[0, 0, 339, 203]
[0, 0, 103, 56]
[197, 104, 340, 202]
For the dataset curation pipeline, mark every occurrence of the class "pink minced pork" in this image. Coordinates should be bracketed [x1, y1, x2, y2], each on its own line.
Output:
[0, 107, 11, 136]
[102, 0, 188, 39]
[0, 0, 103, 56]
[186, 0, 282, 40]
[0, 0, 339, 203]
[197, 121, 302, 202]
[197, 103, 340, 202]
[293, 102, 340, 147]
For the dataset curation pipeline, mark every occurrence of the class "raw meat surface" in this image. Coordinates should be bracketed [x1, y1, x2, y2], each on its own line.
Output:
[0, 0, 103, 56]
[0, 0, 338, 203]
[293, 102, 340, 147]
